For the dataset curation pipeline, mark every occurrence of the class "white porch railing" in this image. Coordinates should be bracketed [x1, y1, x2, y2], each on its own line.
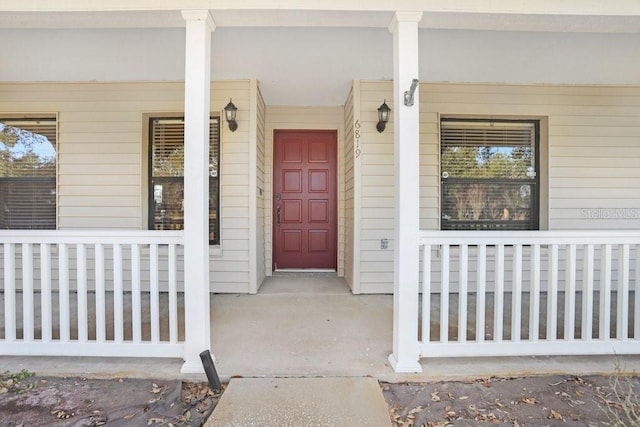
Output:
[1, 230, 184, 358]
[419, 230, 640, 359]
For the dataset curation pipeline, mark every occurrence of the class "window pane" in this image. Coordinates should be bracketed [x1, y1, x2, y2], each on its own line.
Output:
[150, 118, 220, 244]
[440, 121, 535, 180]
[151, 180, 184, 230]
[441, 181, 535, 230]
[209, 178, 219, 243]
[0, 118, 56, 230]
[0, 121, 56, 177]
[440, 120, 538, 231]
[441, 145, 533, 179]
[152, 119, 184, 177]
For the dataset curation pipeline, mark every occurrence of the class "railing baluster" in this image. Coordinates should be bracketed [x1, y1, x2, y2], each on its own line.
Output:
[547, 244, 559, 340]
[95, 243, 106, 342]
[421, 244, 432, 344]
[150, 244, 160, 343]
[113, 244, 124, 343]
[494, 244, 505, 342]
[168, 243, 178, 344]
[440, 244, 450, 343]
[476, 244, 486, 342]
[40, 243, 52, 342]
[131, 244, 142, 343]
[512, 244, 523, 341]
[59, 243, 70, 342]
[77, 243, 88, 342]
[600, 244, 612, 340]
[564, 244, 576, 340]
[22, 244, 34, 341]
[582, 244, 594, 340]
[458, 244, 468, 343]
[4, 243, 16, 341]
[635, 244, 640, 340]
[530, 244, 541, 341]
[618, 244, 630, 339]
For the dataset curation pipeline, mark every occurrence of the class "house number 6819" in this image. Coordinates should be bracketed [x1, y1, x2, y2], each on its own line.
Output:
[354, 119, 361, 158]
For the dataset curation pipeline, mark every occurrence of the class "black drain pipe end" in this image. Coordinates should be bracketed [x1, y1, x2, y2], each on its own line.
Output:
[199, 350, 222, 393]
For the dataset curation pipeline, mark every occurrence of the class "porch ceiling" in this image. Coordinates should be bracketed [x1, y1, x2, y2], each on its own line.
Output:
[2, 3, 640, 107]
[1, 4, 640, 33]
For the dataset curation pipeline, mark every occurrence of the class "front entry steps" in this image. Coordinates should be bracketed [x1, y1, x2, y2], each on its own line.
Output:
[205, 377, 392, 426]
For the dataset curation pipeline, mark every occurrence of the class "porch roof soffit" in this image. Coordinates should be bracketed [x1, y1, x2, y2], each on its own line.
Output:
[1, 1, 640, 33]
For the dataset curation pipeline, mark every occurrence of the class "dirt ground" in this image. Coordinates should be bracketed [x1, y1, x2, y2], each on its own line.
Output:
[0, 371, 222, 426]
[1, 370, 639, 426]
[383, 375, 640, 427]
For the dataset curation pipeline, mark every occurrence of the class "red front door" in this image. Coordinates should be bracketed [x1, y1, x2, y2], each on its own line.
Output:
[273, 130, 337, 270]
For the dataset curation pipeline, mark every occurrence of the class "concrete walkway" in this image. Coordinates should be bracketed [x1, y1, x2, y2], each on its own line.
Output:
[206, 377, 391, 427]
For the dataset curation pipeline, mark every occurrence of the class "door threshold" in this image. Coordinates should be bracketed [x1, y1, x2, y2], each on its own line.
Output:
[274, 268, 336, 273]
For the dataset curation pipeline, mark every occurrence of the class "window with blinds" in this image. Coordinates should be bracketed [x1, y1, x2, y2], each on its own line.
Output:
[440, 119, 539, 230]
[149, 117, 220, 244]
[0, 117, 57, 229]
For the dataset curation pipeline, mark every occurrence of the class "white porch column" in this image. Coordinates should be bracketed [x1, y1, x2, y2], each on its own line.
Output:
[180, 10, 215, 374]
[388, 11, 423, 373]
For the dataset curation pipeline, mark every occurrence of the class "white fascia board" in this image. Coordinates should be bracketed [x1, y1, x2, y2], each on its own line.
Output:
[3, 0, 640, 15]
[2, 1, 640, 33]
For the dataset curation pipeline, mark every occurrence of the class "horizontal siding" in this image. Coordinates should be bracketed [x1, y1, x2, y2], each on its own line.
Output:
[0, 80, 254, 293]
[357, 82, 395, 292]
[343, 84, 356, 289]
[255, 83, 266, 289]
[357, 80, 640, 293]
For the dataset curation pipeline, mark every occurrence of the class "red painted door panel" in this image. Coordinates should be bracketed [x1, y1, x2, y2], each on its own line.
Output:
[273, 130, 337, 269]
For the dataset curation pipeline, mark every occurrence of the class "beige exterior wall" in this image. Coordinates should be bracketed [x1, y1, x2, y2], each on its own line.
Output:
[353, 81, 396, 293]
[263, 106, 346, 276]
[0, 80, 255, 293]
[355, 80, 640, 293]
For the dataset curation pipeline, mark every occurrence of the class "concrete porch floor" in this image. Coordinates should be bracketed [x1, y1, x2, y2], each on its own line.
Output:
[2, 272, 640, 381]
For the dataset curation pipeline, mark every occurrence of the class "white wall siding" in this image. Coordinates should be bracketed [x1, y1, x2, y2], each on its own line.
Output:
[343, 84, 356, 290]
[254, 82, 266, 290]
[356, 82, 396, 292]
[356, 81, 640, 293]
[263, 106, 346, 276]
[212, 81, 251, 292]
[0, 81, 254, 293]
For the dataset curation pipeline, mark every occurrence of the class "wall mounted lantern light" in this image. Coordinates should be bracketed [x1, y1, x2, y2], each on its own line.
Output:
[376, 100, 390, 133]
[224, 99, 238, 132]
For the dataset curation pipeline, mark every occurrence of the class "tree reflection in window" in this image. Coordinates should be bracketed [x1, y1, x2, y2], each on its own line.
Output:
[0, 118, 57, 229]
[440, 120, 539, 230]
